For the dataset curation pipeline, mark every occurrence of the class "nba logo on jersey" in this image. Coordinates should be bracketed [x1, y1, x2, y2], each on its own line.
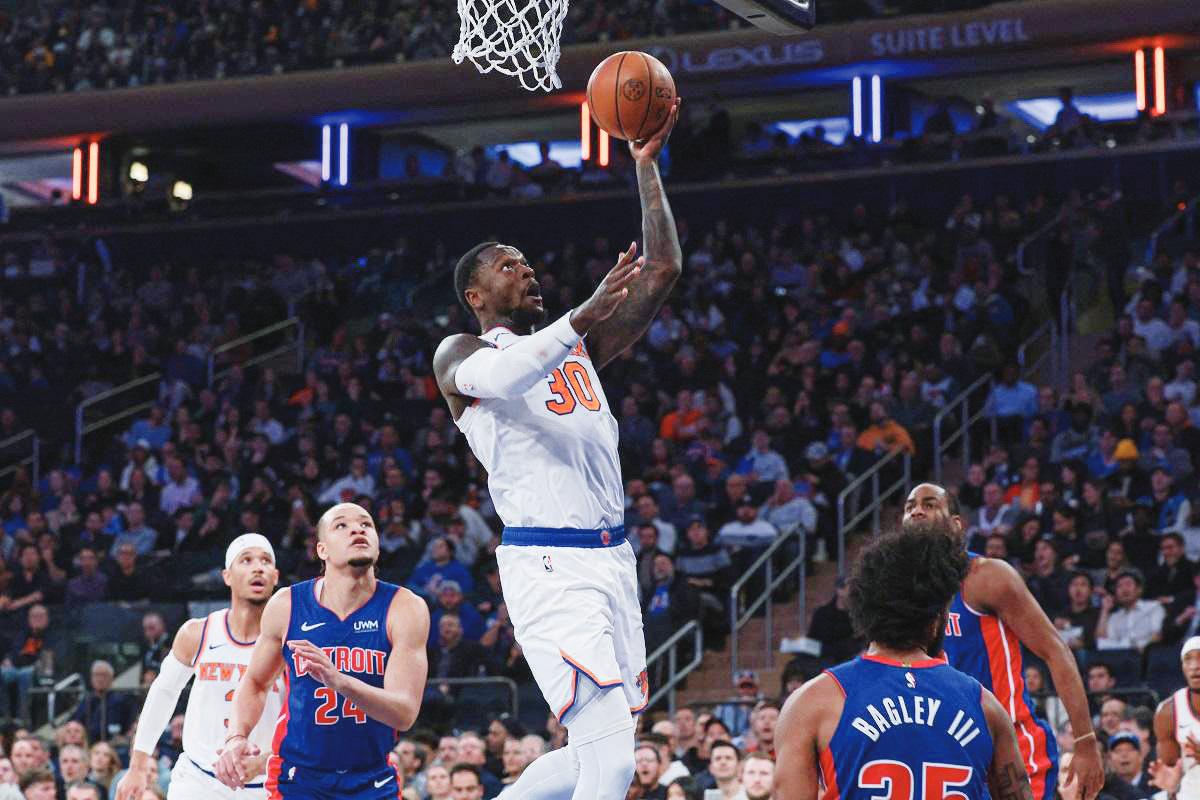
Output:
[906, 672, 916, 689]
[542, 555, 553, 572]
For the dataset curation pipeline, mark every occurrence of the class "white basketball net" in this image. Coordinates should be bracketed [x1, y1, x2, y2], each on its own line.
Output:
[452, 0, 568, 92]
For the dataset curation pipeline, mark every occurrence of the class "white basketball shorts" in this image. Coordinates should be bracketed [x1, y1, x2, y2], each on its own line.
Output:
[168, 753, 267, 800]
[496, 534, 648, 724]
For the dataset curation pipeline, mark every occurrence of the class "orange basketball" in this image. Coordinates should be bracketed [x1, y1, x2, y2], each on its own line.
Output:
[586, 51, 676, 142]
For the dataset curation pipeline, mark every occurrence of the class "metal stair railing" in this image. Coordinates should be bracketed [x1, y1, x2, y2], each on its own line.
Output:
[728, 524, 806, 680]
[932, 373, 996, 486]
[835, 450, 912, 575]
[1017, 320, 1058, 389]
[74, 372, 162, 464]
[645, 620, 704, 714]
[207, 317, 305, 387]
[1016, 209, 1067, 276]
[0, 429, 40, 485]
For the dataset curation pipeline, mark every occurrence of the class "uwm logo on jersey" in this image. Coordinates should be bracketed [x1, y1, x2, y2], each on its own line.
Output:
[353, 619, 380, 633]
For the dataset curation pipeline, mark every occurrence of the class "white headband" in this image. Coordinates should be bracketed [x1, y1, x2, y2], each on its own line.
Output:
[1183, 636, 1200, 660]
[225, 533, 276, 569]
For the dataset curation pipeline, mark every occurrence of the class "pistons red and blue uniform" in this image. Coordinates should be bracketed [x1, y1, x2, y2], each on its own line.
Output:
[942, 553, 1058, 800]
[819, 654, 993, 800]
[267, 578, 400, 799]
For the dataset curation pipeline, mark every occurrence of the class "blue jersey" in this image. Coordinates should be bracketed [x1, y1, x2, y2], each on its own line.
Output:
[942, 554, 1057, 800]
[272, 578, 399, 773]
[821, 654, 993, 800]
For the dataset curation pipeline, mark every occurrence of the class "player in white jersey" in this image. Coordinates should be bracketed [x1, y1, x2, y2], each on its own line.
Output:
[115, 534, 282, 800]
[433, 98, 681, 800]
[1152, 636, 1200, 800]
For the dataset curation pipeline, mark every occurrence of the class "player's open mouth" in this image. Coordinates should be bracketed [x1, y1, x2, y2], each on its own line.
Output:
[249, 578, 266, 588]
[526, 283, 541, 299]
[351, 537, 371, 547]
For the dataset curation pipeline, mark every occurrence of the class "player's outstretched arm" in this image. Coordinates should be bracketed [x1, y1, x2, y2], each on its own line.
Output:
[774, 673, 839, 800]
[586, 99, 683, 370]
[1154, 698, 1180, 766]
[115, 618, 203, 800]
[289, 589, 430, 731]
[216, 589, 289, 789]
[972, 558, 1104, 800]
[982, 688, 1035, 800]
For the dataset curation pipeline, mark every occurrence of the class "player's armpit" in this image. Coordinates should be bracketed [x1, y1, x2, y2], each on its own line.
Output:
[774, 673, 840, 800]
[433, 334, 490, 403]
[170, 617, 206, 667]
[982, 689, 1034, 800]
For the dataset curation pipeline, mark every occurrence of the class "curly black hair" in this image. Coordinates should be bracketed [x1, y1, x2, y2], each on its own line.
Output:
[848, 521, 969, 654]
[454, 241, 500, 313]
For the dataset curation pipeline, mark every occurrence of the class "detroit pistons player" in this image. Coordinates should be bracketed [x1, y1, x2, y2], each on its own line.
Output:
[215, 503, 429, 799]
[116, 534, 282, 800]
[1152, 636, 1200, 799]
[775, 526, 1033, 800]
[432, 100, 681, 800]
[900, 483, 1103, 800]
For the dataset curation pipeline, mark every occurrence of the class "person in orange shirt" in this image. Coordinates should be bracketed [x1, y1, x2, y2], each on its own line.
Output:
[1003, 454, 1043, 511]
[855, 401, 915, 456]
[659, 389, 706, 443]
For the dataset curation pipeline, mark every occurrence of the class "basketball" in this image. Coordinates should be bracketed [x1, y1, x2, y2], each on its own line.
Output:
[586, 51, 677, 142]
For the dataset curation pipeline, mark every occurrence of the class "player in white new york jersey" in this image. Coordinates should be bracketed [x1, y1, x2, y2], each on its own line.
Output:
[1152, 636, 1200, 800]
[433, 98, 681, 800]
[115, 534, 283, 800]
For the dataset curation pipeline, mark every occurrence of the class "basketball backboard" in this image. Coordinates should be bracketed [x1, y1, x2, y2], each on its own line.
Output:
[709, 0, 815, 34]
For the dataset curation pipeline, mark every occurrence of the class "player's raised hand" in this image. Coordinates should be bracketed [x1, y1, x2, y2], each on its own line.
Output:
[570, 241, 643, 332]
[287, 639, 342, 689]
[1064, 735, 1104, 800]
[1149, 757, 1184, 793]
[630, 98, 681, 163]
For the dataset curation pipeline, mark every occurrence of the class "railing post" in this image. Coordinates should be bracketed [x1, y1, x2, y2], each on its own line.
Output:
[799, 527, 807, 635]
[988, 379, 998, 444]
[765, 557, 774, 668]
[870, 469, 881, 534]
[837, 494, 847, 576]
[729, 588, 739, 679]
[74, 404, 84, 465]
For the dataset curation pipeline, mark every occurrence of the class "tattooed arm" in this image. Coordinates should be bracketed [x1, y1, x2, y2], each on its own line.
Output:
[983, 687, 1035, 800]
[585, 99, 683, 370]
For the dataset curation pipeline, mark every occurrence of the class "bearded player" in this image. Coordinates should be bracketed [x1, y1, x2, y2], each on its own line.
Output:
[901, 483, 1103, 800]
[115, 534, 282, 800]
[432, 99, 681, 800]
[215, 503, 429, 799]
[775, 524, 1033, 800]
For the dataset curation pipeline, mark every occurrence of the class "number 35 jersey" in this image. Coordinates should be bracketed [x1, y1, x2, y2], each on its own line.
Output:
[272, 578, 399, 773]
[821, 654, 994, 800]
[455, 326, 624, 532]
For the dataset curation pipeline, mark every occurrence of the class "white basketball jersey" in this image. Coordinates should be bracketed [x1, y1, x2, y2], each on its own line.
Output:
[1174, 687, 1200, 799]
[184, 609, 283, 773]
[455, 327, 624, 530]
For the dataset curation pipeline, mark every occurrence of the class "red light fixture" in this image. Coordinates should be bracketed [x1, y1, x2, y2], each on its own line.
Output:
[71, 147, 83, 201]
[87, 142, 99, 205]
[1134, 49, 1146, 112]
[1153, 46, 1166, 116]
[581, 102, 591, 161]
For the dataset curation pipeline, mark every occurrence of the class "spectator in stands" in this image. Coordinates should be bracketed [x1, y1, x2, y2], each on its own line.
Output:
[738, 753, 775, 800]
[1105, 731, 1145, 799]
[140, 612, 170, 677]
[808, 577, 861, 664]
[1055, 572, 1100, 652]
[1097, 572, 1165, 652]
[1140, 468, 1190, 533]
[1027, 539, 1071, 618]
[108, 503, 157, 558]
[716, 496, 777, 552]
[632, 495, 678, 556]
[424, 764, 452, 800]
[965, 482, 1016, 547]
[125, 407, 171, 452]
[736, 431, 789, 486]
[714, 672, 761, 738]
[759, 480, 816, 537]
[408, 537, 474, 599]
[65, 785, 103, 800]
[454, 735, 501, 798]
[643, 553, 699, 657]
[701, 740, 741, 799]
[17, 768, 55, 800]
[429, 581, 484, 645]
[158, 459, 201, 517]
[1147, 533, 1195, 608]
[1052, 404, 1097, 465]
[57, 743, 89, 786]
[856, 402, 915, 457]
[105, 543, 153, 601]
[0, 603, 50, 723]
[427, 613, 483, 685]
[84, 742, 120, 793]
[988, 363, 1038, 444]
[65, 547, 107, 605]
[319, 455, 377, 505]
[1140, 423, 1194, 483]
[71, 660, 133, 742]
[633, 742, 668, 799]
[2, 543, 53, 612]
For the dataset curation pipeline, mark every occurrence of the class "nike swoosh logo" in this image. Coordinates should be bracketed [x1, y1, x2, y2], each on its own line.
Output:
[374, 775, 394, 788]
[300, 621, 326, 632]
[208, 643, 225, 650]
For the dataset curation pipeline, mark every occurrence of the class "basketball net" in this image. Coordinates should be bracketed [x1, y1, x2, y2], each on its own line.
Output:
[452, 0, 568, 92]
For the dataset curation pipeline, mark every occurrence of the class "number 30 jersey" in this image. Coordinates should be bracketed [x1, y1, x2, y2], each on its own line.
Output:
[455, 326, 624, 532]
[820, 654, 994, 800]
[271, 578, 398, 773]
